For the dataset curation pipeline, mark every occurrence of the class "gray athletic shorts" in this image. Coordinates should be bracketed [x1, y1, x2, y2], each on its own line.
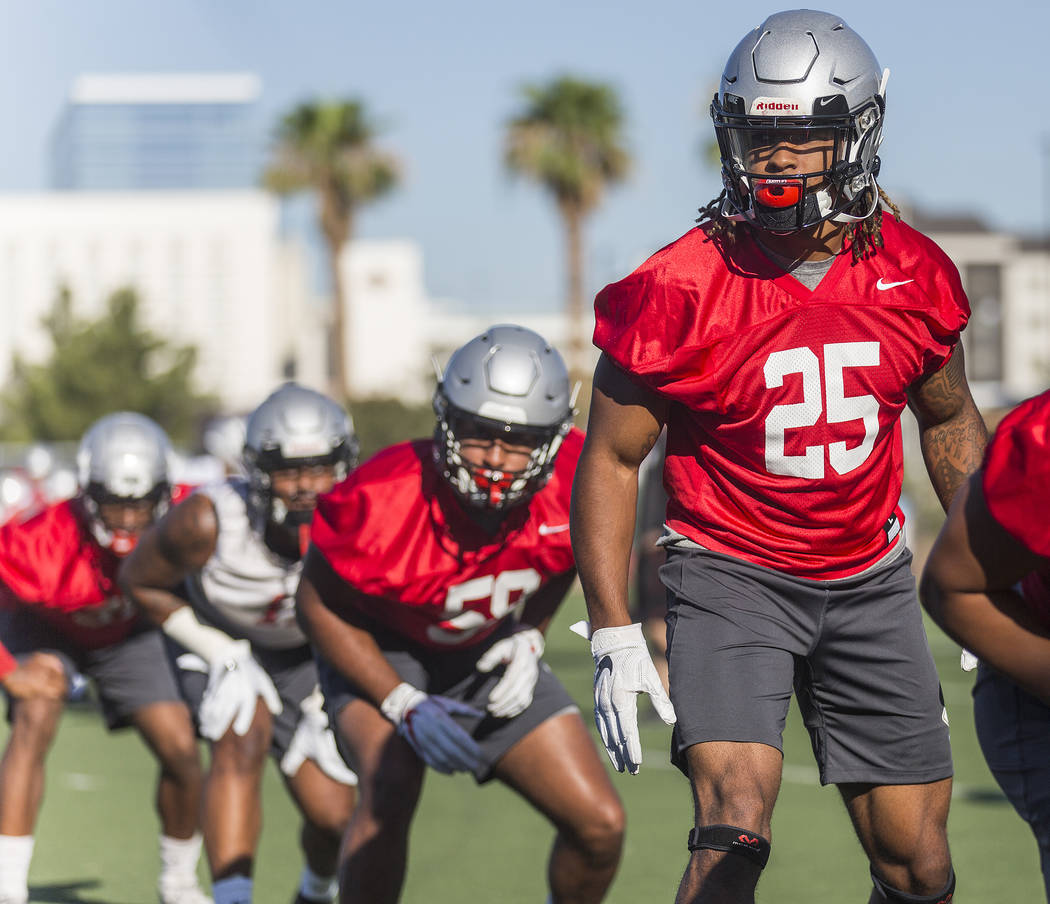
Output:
[661, 546, 953, 786]
[318, 621, 578, 784]
[176, 642, 317, 761]
[0, 609, 184, 730]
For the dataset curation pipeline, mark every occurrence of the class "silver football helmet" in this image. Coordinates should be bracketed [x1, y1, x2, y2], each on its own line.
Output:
[76, 412, 173, 555]
[243, 382, 358, 529]
[433, 325, 574, 511]
[711, 9, 889, 233]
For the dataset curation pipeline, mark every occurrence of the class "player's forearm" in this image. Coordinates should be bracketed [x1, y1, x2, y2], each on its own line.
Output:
[925, 578, 1050, 703]
[918, 401, 988, 511]
[296, 574, 402, 707]
[570, 447, 640, 630]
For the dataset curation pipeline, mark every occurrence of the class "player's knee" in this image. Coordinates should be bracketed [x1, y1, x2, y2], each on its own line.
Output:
[10, 695, 63, 748]
[159, 740, 204, 786]
[688, 824, 771, 869]
[367, 765, 423, 825]
[309, 783, 356, 837]
[571, 795, 626, 866]
[211, 723, 270, 772]
[871, 865, 955, 903]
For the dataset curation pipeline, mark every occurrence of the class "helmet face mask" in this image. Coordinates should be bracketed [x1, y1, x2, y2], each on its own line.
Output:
[711, 10, 888, 234]
[76, 412, 173, 556]
[243, 383, 358, 533]
[433, 325, 574, 513]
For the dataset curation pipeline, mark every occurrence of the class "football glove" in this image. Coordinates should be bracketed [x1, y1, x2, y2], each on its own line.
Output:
[380, 682, 484, 775]
[590, 622, 676, 775]
[198, 640, 283, 741]
[475, 626, 545, 719]
[280, 686, 358, 785]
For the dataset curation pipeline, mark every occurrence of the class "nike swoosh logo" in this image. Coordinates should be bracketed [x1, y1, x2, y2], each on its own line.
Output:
[538, 523, 570, 536]
[876, 278, 914, 291]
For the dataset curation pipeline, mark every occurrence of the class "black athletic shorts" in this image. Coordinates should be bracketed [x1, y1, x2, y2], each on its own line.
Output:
[318, 620, 578, 784]
[661, 546, 953, 786]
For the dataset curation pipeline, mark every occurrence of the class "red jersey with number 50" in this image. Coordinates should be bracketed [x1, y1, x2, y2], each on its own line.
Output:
[311, 430, 582, 649]
[982, 388, 1050, 625]
[595, 215, 970, 579]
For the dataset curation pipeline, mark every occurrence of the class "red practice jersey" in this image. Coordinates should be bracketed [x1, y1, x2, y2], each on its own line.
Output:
[595, 215, 970, 579]
[311, 430, 583, 649]
[982, 388, 1050, 625]
[0, 488, 191, 675]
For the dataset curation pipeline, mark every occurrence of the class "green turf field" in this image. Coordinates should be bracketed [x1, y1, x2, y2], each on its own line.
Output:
[3, 591, 1042, 903]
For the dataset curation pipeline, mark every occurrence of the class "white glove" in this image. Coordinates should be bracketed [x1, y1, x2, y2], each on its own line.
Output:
[198, 640, 283, 741]
[475, 627, 545, 718]
[380, 682, 484, 775]
[280, 687, 358, 785]
[591, 623, 676, 775]
[960, 649, 978, 672]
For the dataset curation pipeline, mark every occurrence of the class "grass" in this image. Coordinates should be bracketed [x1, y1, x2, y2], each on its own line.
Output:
[3, 590, 1043, 903]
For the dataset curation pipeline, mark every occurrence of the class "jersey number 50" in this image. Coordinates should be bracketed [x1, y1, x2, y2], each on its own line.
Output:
[764, 341, 880, 479]
[426, 568, 542, 645]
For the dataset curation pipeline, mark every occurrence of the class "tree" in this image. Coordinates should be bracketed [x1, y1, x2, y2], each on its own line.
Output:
[0, 287, 217, 444]
[349, 396, 435, 463]
[505, 75, 630, 376]
[265, 100, 400, 400]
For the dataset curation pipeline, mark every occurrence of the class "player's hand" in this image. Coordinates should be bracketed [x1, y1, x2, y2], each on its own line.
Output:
[280, 686, 358, 785]
[590, 623, 676, 775]
[380, 682, 484, 775]
[475, 626, 545, 718]
[199, 640, 283, 740]
[1, 652, 68, 701]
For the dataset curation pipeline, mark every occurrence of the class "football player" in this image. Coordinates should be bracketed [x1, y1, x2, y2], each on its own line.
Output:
[0, 413, 208, 904]
[120, 384, 358, 904]
[571, 10, 988, 904]
[922, 388, 1050, 900]
[296, 325, 625, 904]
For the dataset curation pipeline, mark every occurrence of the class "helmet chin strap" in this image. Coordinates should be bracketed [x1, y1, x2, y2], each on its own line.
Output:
[830, 176, 881, 224]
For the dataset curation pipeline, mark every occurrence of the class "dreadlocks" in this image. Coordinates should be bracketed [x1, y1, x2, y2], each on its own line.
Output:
[696, 184, 903, 263]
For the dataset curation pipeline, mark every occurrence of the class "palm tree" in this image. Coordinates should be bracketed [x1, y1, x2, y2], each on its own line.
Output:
[265, 100, 400, 398]
[505, 76, 630, 376]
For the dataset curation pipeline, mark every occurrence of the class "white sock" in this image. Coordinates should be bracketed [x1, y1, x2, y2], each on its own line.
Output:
[298, 865, 338, 902]
[212, 874, 252, 904]
[159, 833, 204, 885]
[0, 835, 34, 904]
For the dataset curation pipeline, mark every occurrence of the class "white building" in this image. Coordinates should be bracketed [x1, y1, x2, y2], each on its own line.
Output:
[339, 239, 597, 402]
[0, 190, 320, 412]
[920, 214, 1050, 408]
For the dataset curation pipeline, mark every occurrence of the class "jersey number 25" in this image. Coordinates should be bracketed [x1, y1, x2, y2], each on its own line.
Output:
[764, 341, 880, 479]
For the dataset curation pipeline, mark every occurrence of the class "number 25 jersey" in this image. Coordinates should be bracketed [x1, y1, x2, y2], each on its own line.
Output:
[594, 215, 970, 580]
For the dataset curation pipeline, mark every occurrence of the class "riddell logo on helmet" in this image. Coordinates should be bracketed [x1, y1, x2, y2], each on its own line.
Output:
[751, 98, 802, 114]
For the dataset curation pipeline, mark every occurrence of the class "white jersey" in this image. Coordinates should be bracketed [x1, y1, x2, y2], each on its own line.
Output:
[187, 478, 306, 650]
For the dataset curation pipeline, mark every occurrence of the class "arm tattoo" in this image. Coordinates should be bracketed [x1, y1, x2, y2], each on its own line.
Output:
[909, 346, 988, 511]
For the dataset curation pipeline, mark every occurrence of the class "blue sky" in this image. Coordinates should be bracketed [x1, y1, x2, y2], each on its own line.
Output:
[1, 0, 1047, 312]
